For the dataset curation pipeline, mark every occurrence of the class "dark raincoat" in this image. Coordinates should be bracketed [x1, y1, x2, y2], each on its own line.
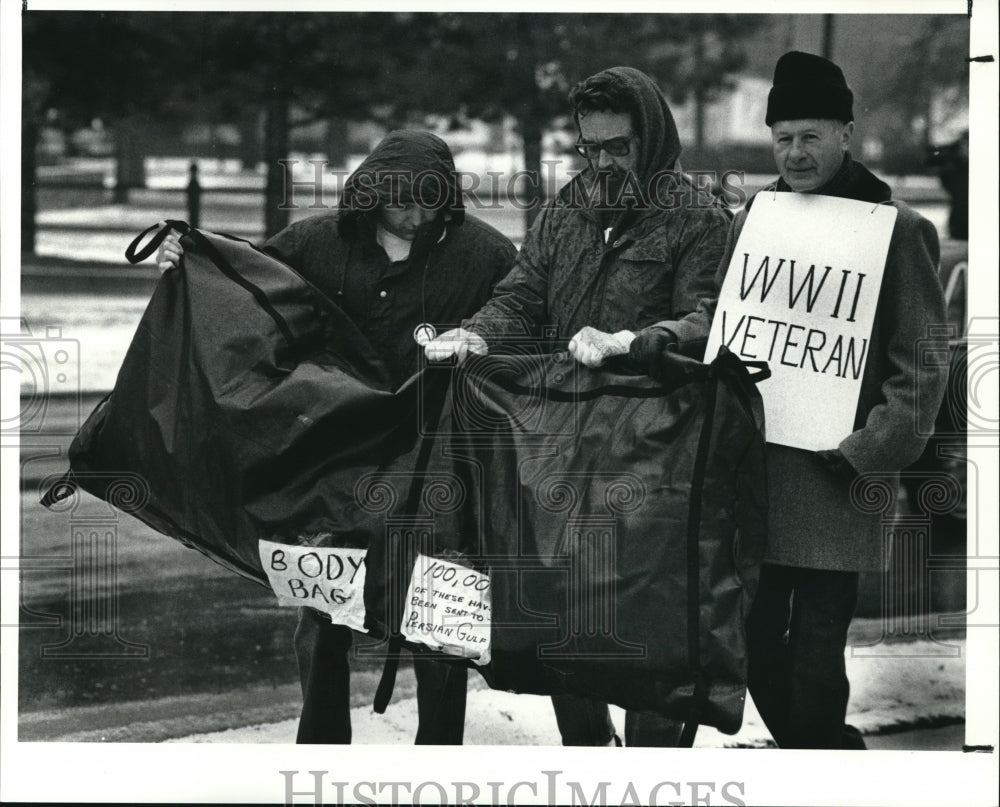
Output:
[463, 66, 731, 345]
[263, 130, 514, 386]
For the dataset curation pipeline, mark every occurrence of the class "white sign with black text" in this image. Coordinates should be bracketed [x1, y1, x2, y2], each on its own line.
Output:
[258, 539, 367, 631]
[402, 554, 491, 664]
[704, 192, 897, 451]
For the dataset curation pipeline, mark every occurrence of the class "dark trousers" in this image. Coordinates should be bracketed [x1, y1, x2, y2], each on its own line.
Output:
[550, 694, 683, 747]
[746, 563, 865, 750]
[293, 608, 468, 744]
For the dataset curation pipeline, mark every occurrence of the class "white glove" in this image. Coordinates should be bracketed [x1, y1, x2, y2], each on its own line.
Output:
[568, 326, 636, 367]
[424, 327, 488, 363]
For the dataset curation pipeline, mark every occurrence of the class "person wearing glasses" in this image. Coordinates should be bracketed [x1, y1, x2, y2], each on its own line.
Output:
[427, 66, 730, 371]
[425, 66, 732, 745]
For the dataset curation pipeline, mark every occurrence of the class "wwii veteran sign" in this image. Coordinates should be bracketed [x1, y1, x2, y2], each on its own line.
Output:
[704, 192, 897, 451]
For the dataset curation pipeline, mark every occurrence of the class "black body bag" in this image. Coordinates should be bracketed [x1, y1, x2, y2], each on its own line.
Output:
[43, 222, 769, 736]
[41, 221, 439, 595]
[418, 346, 770, 735]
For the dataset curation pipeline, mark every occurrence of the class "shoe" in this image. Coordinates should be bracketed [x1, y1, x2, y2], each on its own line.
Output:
[841, 724, 867, 750]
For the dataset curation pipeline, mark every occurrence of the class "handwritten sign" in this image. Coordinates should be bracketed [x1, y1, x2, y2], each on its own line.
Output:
[705, 193, 897, 451]
[402, 554, 491, 664]
[258, 539, 367, 631]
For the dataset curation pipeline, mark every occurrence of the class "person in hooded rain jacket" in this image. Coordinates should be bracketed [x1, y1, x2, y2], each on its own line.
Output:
[157, 130, 516, 745]
[425, 66, 732, 746]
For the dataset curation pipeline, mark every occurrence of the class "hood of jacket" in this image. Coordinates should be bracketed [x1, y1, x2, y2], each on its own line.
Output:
[338, 130, 465, 242]
[562, 66, 684, 218]
[572, 66, 682, 185]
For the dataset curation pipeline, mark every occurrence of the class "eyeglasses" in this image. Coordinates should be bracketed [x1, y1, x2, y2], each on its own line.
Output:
[574, 135, 636, 160]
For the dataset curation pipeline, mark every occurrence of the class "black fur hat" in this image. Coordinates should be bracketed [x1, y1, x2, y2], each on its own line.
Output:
[765, 51, 854, 126]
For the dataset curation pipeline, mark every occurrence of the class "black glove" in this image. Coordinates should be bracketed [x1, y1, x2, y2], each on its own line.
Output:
[815, 448, 859, 481]
[628, 327, 685, 383]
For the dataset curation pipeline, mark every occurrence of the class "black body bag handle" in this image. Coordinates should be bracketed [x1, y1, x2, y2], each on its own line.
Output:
[126, 221, 297, 349]
[42, 223, 291, 511]
[736, 358, 770, 383]
[125, 219, 191, 263]
[481, 351, 771, 402]
[679, 350, 768, 746]
[125, 220, 258, 264]
[371, 372, 453, 715]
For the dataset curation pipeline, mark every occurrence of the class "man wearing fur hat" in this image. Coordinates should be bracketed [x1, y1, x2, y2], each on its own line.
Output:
[621, 51, 950, 749]
[426, 66, 732, 746]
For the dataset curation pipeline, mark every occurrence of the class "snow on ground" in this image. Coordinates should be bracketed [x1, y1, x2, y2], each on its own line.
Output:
[166, 637, 965, 746]
[18, 293, 150, 394]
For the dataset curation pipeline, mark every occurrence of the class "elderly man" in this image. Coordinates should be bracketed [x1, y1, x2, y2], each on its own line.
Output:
[616, 51, 949, 749]
[426, 66, 732, 746]
[158, 130, 516, 745]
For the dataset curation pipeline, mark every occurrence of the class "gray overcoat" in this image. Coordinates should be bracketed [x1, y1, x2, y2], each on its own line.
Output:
[669, 196, 949, 571]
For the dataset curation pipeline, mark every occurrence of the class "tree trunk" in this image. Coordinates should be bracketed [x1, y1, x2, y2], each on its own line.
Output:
[923, 93, 935, 151]
[520, 111, 545, 230]
[784, 15, 796, 51]
[264, 24, 291, 239]
[822, 15, 835, 60]
[325, 116, 349, 171]
[113, 116, 146, 204]
[515, 15, 545, 231]
[21, 120, 37, 255]
[694, 32, 706, 153]
[264, 95, 290, 238]
[238, 106, 262, 171]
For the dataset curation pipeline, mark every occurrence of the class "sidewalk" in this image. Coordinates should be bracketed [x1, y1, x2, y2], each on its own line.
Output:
[164, 633, 966, 748]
